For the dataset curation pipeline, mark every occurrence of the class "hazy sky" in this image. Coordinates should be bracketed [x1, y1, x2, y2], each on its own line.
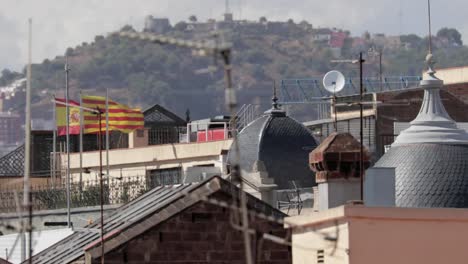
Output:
[1, 0, 466, 71]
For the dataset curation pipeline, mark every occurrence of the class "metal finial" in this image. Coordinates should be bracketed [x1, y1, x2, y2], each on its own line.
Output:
[425, 53, 436, 76]
[272, 81, 279, 109]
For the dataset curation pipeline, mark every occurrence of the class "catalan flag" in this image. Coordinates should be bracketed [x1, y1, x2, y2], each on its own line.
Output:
[55, 98, 81, 136]
[82, 95, 144, 134]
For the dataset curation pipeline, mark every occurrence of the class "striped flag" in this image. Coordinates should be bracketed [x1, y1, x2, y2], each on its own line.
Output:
[82, 95, 144, 134]
[55, 98, 81, 136]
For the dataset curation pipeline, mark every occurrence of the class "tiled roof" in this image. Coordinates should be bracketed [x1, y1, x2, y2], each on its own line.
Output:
[31, 176, 285, 264]
[229, 109, 318, 189]
[374, 144, 468, 208]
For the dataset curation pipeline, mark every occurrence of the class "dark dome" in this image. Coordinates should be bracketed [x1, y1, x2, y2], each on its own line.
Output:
[228, 108, 318, 189]
[374, 144, 468, 208]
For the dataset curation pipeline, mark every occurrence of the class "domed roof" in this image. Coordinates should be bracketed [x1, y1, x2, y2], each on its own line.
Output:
[374, 57, 468, 208]
[375, 144, 468, 207]
[228, 106, 318, 189]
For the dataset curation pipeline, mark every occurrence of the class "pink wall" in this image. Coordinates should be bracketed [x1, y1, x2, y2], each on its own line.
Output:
[348, 207, 468, 264]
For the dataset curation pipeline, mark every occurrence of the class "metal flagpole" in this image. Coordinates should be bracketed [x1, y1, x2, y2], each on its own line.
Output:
[79, 91, 83, 193]
[52, 94, 57, 187]
[65, 57, 71, 228]
[22, 18, 32, 263]
[97, 108, 105, 264]
[105, 88, 110, 181]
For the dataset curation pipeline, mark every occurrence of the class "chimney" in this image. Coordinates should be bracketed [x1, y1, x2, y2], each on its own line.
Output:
[309, 132, 370, 211]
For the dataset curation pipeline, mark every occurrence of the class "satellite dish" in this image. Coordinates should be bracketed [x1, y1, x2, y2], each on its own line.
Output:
[323, 70, 345, 94]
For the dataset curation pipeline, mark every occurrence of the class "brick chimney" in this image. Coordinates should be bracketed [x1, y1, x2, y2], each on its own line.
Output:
[310, 132, 370, 211]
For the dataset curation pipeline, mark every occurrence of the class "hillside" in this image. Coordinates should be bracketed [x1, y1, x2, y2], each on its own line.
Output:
[2, 19, 468, 121]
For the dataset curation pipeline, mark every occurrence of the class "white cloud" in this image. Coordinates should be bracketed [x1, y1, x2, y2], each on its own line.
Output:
[0, 0, 467, 71]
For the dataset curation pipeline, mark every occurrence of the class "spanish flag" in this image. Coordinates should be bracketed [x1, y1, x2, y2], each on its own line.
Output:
[82, 95, 144, 134]
[55, 98, 81, 136]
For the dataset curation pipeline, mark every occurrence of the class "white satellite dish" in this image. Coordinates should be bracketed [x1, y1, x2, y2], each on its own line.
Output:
[323, 70, 346, 94]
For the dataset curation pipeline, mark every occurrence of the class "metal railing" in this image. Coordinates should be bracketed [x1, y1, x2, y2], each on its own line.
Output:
[280, 76, 423, 103]
[0, 175, 148, 213]
[231, 104, 261, 132]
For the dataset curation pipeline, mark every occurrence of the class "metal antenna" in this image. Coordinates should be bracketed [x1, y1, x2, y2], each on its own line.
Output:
[225, 0, 230, 13]
[427, 0, 432, 54]
[425, 0, 436, 76]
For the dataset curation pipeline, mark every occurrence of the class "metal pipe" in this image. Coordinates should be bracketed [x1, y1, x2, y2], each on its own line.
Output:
[23, 18, 32, 263]
[359, 52, 365, 201]
[79, 92, 83, 194]
[221, 50, 253, 264]
[52, 94, 57, 187]
[98, 109, 105, 264]
[427, 0, 432, 54]
[65, 57, 71, 228]
[105, 88, 110, 183]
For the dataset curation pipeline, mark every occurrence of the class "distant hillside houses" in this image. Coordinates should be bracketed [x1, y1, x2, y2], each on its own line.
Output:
[144, 16, 171, 34]
[142, 14, 420, 54]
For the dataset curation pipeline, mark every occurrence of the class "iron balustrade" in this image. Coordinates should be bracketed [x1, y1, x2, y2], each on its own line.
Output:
[0, 175, 148, 213]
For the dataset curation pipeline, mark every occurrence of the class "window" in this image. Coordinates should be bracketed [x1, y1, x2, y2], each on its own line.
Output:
[147, 167, 182, 188]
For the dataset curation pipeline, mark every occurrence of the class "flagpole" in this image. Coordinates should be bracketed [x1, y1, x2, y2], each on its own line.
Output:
[105, 88, 109, 181]
[64, 57, 71, 228]
[22, 18, 32, 263]
[97, 108, 105, 264]
[52, 94, 57, 187]
[79, 91, 83, 194]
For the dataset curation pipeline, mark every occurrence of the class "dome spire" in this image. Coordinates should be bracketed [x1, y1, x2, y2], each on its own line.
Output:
[264, 81, 285, 115]
[392, 3, 468, 146]
[272, 81, 279, 109]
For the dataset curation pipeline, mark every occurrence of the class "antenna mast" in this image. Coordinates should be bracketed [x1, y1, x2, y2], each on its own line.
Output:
[225, 0, 230, 14]
[427, 0, 432, 54]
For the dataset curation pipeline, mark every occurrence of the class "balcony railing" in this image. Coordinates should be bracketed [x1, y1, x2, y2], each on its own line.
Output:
[0, 175, 148, 213]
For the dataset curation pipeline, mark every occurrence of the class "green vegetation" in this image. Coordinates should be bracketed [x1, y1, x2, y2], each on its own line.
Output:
[1, 22, 467, 119]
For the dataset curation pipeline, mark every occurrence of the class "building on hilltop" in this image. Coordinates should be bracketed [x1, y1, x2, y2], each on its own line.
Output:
[144, 15, 171, 34]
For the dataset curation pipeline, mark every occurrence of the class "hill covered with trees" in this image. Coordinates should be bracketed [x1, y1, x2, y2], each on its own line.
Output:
[2, 17, 468, 120]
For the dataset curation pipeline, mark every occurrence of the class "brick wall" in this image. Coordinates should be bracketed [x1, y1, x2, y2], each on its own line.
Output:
[101, 201, 291, 264]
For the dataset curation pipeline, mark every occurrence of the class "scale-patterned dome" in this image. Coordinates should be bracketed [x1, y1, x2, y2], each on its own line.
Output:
[374, 61, 468, 208]
[228, 107, 318, 189]
[375, 144, 468, 207]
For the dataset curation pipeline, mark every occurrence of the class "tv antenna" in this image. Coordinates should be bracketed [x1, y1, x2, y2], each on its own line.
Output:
[323, 70, 345, 131]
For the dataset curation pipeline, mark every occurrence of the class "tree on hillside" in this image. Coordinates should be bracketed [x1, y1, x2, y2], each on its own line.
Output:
[400, 34, 423, 49]
[259, 16, 267, 23]
[189, 15, 197, 23]
[0, 69, 22, 86]
[174, 21, 188, 31]
[363, 31, 371, 41]
[437, 28, 463, 46]
[120, 24, 136, 32]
